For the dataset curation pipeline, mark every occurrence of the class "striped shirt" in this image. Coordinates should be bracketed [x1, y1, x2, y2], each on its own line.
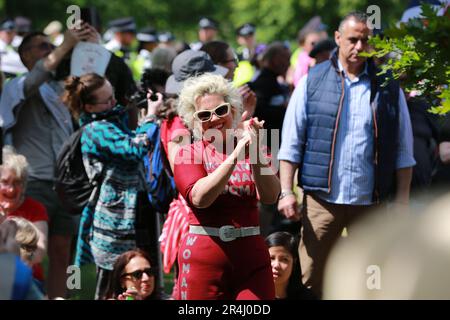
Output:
[278, 62, 416, 205]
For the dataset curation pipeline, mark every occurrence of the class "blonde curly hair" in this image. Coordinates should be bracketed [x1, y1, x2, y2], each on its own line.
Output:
[177, 74, 243, 138]
[8, 216, 38, 265]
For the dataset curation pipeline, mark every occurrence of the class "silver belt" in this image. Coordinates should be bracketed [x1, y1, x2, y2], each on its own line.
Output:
[189, 225, 260, 242]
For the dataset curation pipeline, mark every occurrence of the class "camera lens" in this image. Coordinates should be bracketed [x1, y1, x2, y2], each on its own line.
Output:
[150, 93, 158, 101]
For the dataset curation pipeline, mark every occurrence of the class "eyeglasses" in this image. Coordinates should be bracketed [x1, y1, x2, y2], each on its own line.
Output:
[92, 95, 116, 106]
[121, 267, 157, 281]
[0, 180, 24, 188]
[222, 53, 239, 65]
[193, 102, 231, 122]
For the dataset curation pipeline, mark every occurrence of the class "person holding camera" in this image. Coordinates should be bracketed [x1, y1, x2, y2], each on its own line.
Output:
[0, 23, 96, 299]
[62, 72, 162, 300]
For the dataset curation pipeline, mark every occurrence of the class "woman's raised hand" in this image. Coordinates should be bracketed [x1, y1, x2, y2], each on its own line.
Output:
[239, 84, 256, 118]
[147, 90, 163, 115]
[247, 117, 265, 147]
[234, 117, 265, 160]
[139, 89, 163, 119]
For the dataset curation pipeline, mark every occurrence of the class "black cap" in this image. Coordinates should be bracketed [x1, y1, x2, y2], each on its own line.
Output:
[108, 17, 136, 33]
[137, 27, 158, 43]
[198, 17, 218, 30]
[0, 18, 15, 31]
[309, 38, 337, 58]
[236, 23, 255, 37]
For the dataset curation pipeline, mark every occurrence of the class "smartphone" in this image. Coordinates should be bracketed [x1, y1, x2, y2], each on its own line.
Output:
[80, 7, 102, 32]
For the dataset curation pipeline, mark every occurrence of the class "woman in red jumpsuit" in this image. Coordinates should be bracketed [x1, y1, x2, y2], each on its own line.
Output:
[173, 73, 280, 300]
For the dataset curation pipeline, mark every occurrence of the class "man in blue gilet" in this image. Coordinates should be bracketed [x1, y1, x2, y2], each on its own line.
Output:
[277, 11, 416, 297]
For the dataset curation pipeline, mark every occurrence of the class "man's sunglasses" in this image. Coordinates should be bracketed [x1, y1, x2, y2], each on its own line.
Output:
[121, 267, 157, 280]
[193, 102, 231, 122]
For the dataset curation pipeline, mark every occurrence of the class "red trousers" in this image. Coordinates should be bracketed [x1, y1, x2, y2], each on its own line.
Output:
[177, 233, 275, 300]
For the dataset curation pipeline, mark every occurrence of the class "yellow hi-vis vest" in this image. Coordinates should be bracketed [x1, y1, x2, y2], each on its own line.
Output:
[233, 60, 254, 87]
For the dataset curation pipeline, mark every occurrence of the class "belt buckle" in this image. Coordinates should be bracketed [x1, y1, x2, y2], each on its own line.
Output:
[219, 225, 236, 242]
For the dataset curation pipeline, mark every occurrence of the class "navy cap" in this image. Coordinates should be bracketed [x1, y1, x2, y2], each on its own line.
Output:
[309, 38, 336, 58]
[0, 19, 15, 31]
[137, 27, 158, 43]
[158, 31, 175, 43]
[108, 17, 136, 33]
[198, 17, 218, 30]
[236, 23, 255, 36]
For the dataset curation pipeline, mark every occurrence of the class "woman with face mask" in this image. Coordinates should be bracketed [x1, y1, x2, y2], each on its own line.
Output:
[62, 73, 162, 300]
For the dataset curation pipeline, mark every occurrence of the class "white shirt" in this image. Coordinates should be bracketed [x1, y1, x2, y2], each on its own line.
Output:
[0, 39, 27, 75]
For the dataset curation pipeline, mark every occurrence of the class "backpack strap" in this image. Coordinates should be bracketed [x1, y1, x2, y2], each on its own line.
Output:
[78, 124, 107, 207]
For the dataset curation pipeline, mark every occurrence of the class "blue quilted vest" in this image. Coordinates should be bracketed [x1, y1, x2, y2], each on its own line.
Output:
[299, 51, 399, 202]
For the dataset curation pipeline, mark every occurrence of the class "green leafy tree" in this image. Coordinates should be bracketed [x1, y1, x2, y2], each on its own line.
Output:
[361, 4, 450, 114]
[1, 0, 407, 45]
[228, 0, 405, 47]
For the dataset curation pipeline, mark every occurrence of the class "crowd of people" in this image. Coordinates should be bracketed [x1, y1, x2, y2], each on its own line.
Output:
[0, 2, 449, 301]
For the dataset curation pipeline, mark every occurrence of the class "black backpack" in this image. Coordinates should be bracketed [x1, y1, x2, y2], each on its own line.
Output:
[54, 127, 101, 216]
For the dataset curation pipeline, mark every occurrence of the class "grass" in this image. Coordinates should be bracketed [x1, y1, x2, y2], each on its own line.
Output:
[69, 263, 97, 299]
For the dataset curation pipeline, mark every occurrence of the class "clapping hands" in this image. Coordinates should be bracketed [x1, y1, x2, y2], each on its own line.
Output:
[234, 114, 265, 160]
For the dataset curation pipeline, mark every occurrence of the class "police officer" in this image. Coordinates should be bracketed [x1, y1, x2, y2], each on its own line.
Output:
[236, 23, 256, 61]
[130, 27, 159, 80]
[104, 17, 137, 63]
[0, 18, 27, 78]
[190, 17, 218, 51]
[233, 23, 258, 86]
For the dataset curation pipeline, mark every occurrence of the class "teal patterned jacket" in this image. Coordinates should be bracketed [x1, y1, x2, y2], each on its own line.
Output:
[74, 105, 156, 270]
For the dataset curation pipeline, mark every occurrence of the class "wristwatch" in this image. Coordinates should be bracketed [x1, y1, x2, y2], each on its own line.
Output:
[278, 189, 294, 200]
